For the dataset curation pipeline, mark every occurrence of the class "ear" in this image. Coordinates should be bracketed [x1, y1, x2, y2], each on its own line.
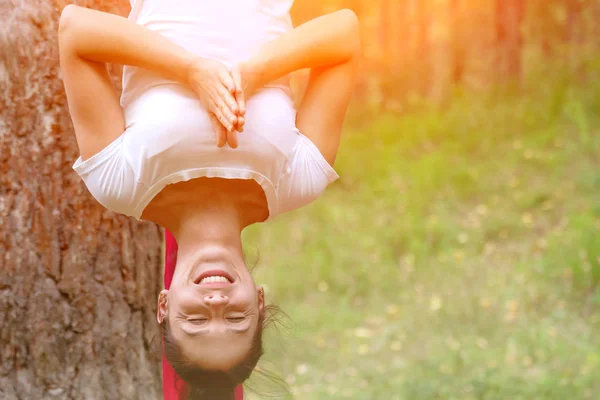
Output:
[157, 289, 169, 324]
[256, 285, 265, 314]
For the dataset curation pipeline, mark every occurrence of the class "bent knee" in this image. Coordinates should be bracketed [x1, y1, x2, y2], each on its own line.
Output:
[336, 9, 361, 56]
[337, 9, 359, 29]
[58, 4, 85, 56]
[59, 4, 80, 36]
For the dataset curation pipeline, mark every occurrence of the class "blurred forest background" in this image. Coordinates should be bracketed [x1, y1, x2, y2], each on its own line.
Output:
[2, 0, 600, 399]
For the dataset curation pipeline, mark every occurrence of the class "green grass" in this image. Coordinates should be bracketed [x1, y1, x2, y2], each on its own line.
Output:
[241, 69, 600, 399]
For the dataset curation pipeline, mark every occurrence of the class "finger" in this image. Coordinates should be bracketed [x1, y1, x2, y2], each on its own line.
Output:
[216, 111, 233, 136]
[235, 90, 245, 126]
[212, 89, 237, 126]
[227, 128, 238, 149]
[231, 68, 246, 116]
[217, 85, 238, 115]
[208, 113, 222, 147]
[219, 70, 236, 94]
[212, 97, 235, 132]
[235, 116, 245, 133]
[209, 113, 227, 148]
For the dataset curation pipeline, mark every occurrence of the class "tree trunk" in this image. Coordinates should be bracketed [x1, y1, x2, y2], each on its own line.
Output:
[450, 0, 465, 85]
[495, 0, 524, 81]
[0, 1, 163, 399]
[564, 0, 583, 45]
[379, 0, 392, 109]
[387, 0, 411, 108]
[415, 0, 431, 97]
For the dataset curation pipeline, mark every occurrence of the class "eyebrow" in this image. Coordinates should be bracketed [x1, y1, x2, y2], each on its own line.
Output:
[183, 304, 248, 318]
[183, 324, 251, 337]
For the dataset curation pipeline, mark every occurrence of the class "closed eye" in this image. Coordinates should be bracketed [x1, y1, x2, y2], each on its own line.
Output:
[227, 316, 246, 323]
[188, 318, 208, 325]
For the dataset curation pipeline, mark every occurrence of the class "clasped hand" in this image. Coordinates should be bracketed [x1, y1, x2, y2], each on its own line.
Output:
[185, 57, 257, 149]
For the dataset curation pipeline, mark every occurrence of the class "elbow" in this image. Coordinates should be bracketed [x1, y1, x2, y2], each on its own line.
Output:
[337, 9, 361, 59]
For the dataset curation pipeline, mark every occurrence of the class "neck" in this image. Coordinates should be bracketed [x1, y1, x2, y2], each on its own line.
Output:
[142, 177, 269, 241]
[169, 201, 245, 256]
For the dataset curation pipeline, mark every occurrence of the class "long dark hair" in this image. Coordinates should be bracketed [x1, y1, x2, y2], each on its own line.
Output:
[161, 305, 286, 400]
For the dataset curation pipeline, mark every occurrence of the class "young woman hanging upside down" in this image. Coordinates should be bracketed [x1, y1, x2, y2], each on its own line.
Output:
[58, 0, 360, 398]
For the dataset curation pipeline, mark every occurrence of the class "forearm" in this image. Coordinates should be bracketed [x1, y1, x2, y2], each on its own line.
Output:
[246, 9, 361, 88]
[58, 5, 193, 84]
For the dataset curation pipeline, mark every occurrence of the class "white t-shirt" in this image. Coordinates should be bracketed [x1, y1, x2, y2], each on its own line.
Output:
[73, 0, 338, 220]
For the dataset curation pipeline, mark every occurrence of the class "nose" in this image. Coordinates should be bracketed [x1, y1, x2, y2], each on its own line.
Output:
[203, 294, 229, 307]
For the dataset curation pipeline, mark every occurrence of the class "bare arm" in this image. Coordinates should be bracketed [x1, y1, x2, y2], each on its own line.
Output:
[233, 9, 360, 163]
[59, 5, 241, 132]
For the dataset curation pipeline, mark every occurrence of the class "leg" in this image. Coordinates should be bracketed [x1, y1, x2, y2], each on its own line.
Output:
[240, 9, 361, 164]
[295, 54, 358, 165]
[59, 5, 240, 159]
[59, 8, 125, 161]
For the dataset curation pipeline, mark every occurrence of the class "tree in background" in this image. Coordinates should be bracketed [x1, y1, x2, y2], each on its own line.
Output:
[415, 0, 432, 95]
[450, 0, 465, 85]
[3, 0, 600, 397]
[301, 0, 600, 107]
[495, 0, 525, 81]
[379, 0, 393, 107]
[0, 1, 162, 398]
[564, 0, 584, 45]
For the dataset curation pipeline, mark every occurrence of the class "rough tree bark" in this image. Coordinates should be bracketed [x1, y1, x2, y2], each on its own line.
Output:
[0, 1, 163, 399]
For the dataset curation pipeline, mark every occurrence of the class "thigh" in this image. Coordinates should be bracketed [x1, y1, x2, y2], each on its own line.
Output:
[295, 55, 358, 165]
[60, 42, 125, 161]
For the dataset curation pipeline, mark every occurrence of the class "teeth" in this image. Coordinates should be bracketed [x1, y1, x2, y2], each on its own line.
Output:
[200, 276, 230, 284]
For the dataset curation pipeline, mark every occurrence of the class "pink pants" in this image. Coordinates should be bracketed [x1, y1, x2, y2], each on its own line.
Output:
[163, 230, 244, 400]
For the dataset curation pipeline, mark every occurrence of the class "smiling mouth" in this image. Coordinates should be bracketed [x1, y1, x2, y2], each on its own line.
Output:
[194, 269, 235, 285]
